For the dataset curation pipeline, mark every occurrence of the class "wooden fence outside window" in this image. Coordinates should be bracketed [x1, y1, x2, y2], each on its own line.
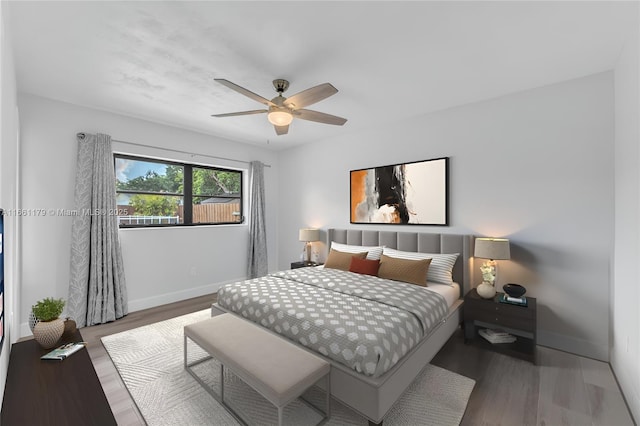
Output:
[118, 203, 241, 225]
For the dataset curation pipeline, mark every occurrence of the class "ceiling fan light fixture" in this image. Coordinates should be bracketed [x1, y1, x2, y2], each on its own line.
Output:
[267, 109, 293, 126]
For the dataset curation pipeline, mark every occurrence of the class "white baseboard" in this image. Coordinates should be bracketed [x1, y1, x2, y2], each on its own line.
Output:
[127, 277, 243, 313]
[538, 328, 609, 361]
[19, 277, 246, 338]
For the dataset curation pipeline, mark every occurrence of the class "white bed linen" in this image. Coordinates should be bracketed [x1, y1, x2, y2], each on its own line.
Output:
[314, 265, 459, 309]
[424, 282, 459, 308]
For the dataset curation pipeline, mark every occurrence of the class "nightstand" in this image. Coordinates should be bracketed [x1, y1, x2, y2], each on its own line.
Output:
[290, 261, 322, 269]
[463, 288, 537, 364]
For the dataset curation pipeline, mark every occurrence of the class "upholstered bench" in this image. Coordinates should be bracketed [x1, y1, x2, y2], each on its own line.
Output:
[184, 313, 331, 426]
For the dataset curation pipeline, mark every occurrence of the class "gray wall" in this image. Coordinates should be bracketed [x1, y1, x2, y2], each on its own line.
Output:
[612, 5, 640, 419]
[278, 72, 614, 361]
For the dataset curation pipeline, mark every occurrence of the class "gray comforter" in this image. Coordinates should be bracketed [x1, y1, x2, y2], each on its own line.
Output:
[217, 267, 449, 377]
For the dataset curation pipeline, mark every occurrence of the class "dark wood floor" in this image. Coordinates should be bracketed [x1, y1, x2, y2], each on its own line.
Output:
[80, 294, 635, 426]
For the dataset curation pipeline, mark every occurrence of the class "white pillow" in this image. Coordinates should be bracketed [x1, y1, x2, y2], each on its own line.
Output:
[382, 247, 459, 285]
[331, 242, 384, 261]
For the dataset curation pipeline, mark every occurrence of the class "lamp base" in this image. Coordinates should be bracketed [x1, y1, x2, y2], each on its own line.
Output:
[305, 241, 312, 264]
[477, 282, 496, 299]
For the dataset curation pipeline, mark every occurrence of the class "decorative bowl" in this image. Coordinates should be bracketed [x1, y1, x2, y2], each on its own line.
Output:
[503, 283, 526, 298]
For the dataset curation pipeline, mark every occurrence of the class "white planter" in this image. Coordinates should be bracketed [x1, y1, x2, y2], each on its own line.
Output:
[476, 282, 497, 299]
[28, 310, 40, 333]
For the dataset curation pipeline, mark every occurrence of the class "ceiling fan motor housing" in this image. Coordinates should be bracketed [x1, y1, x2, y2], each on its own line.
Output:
[272, 79, 289, 94]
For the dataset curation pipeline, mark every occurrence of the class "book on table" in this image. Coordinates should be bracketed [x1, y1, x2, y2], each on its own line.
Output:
[41, 342, 87, 361]
[478, 328, 517, 344]
[499, 294, 527, 306]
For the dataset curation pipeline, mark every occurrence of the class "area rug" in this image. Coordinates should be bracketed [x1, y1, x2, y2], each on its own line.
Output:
[102, 309, 475, 426]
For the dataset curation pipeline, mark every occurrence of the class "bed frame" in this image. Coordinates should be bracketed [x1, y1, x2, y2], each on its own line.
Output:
[212, 228, 472, 425]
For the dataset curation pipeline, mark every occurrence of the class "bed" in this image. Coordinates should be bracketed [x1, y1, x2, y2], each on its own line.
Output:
[212, 228, 472, 424]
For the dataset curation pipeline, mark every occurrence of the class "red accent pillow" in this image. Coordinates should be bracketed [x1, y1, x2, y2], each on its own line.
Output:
[349, 257, 380, 276]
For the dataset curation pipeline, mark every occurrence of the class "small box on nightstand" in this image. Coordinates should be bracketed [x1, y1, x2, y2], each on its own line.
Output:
[290, 261, 322, 269]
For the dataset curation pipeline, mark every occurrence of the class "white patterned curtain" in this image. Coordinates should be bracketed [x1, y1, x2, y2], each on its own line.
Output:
[247, 161, 268, 278]
[68, 133, 128, 327]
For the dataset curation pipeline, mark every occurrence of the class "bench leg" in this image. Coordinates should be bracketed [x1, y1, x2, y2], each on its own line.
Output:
[220, 363, 225, 403]
[184, 335, 251, 425]
[184, 335, 213, 369]
[297, 372, 332, 425]
[325, 373, 331, 419]
[185, 333, 331, 426]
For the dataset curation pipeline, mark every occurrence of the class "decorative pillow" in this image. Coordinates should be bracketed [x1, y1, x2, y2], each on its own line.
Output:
[331, 242, 384, 260]
[349, 257, 380, 276]
[382, 248, 459, 285]
[378, 255, 431, 286]
[324, 249, 368, 271]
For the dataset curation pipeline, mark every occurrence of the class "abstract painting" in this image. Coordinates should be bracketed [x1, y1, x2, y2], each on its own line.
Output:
[350, 157, 448, 225]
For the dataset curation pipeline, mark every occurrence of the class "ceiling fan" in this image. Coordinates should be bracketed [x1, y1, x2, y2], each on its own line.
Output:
[212, 78, 347, 135]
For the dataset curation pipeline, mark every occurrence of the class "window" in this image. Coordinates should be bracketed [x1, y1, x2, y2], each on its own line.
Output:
[114, 154, 243, 227]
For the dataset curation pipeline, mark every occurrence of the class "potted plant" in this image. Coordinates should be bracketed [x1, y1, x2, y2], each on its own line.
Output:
[31, 297, 66, 348]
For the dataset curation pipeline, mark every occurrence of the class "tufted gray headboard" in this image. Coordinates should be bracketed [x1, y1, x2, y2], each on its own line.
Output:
[327, 228, 472, 298]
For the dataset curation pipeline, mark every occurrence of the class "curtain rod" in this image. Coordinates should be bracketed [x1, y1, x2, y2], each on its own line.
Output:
[76, 132, 271, 168]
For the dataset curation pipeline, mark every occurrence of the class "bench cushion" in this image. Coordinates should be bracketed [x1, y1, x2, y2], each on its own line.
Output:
[185, 313, 330, 407]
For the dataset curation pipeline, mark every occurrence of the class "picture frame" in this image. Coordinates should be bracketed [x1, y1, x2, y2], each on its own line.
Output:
[350, 157, 449, 225]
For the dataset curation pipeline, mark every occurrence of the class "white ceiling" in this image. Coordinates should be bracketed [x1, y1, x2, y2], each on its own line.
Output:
[7, 1, 637, 149]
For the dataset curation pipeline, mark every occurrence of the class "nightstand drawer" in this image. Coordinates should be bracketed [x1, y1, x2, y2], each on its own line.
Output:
[465, 299, 534, 320]
[467, 309, 535, 332]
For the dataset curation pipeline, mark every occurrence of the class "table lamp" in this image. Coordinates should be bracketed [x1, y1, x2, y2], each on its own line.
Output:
[474, 237, 510, 299]
[299, 228, 320, 265]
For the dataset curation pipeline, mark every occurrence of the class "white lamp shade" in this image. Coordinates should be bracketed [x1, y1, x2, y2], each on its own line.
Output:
[268, 110, 293, 126]
[474, 238, 510, 260]
[299, 228, 320, 242]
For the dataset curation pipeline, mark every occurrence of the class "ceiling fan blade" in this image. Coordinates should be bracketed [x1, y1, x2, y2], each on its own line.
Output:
[294, 109, 347, 126]
[214, 79, 275, 107]
[274, 124, 289, 135]
[284, 83, 338, 109]
[211, 109, 267, 118]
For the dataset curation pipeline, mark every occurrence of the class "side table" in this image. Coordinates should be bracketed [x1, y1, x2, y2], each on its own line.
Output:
[1, 329, 116, 425]
[463, 288, 537, 364]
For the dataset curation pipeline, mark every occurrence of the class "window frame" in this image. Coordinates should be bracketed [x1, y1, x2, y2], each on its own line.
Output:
[114, 153, 244, 228]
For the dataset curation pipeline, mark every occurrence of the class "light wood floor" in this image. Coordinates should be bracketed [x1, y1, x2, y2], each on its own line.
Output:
[80, 294, 636, 426]
[431, 332, 635, 426]
[81, 294, 215, 426]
